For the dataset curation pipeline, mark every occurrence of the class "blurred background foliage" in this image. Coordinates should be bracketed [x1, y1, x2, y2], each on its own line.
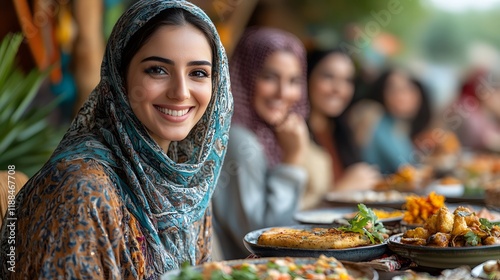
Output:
[0, 34, 64, 176]
[265, 0, 500, 68]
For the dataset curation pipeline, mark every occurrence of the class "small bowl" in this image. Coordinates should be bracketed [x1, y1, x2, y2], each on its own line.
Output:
[428, 182, 464, 197]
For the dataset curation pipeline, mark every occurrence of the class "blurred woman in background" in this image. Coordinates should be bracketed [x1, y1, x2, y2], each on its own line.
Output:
[301, 48, 380, 209]
[454, 68, 500, 152]
[212, 27, 310, 260]
[349, 68, 432, 174]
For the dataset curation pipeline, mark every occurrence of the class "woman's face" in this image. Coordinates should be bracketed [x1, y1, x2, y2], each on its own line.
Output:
[384, 71, 421, 119]
[126, 23, 212, 151]
[308, 53, 355, 117]
[478, 83, 500, 118]
[253, 51, 303, 126]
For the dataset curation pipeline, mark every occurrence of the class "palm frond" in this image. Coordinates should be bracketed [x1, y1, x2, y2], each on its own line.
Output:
[0, 33, 65, 176]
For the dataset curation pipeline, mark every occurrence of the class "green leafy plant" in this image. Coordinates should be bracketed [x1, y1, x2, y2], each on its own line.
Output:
[339, 203, 387, 244]
[0, 33, 64, 176]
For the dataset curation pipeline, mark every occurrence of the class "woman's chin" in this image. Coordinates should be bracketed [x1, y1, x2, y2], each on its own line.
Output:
[268, 116, 287, 127]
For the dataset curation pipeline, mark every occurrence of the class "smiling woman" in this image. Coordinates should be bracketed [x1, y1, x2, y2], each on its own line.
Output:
[125, 23, 213, 151]
[212, 27, 310, 260]
[0, 1, 233, 279]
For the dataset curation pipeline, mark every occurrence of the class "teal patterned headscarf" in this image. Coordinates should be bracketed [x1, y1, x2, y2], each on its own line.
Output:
[48, 0, 232, 271]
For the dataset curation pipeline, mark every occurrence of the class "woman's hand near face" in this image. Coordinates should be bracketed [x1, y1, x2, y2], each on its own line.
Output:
[274, 113, 310, 166]
[335, 163, 381, 191]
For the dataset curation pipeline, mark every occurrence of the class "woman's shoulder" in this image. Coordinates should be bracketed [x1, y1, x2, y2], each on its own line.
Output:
[25, 158, 119, 203]
[347, 99, 385, 122]
[228, 125, 262, 150]
[229, 125, 258, 142]
[59, 158, 113, 184]
[346, 100, 385, 146]
[225, 124, 267, 166]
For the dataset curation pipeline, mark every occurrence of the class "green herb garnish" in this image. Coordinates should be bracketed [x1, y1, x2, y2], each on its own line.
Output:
[210, 270, 233, 280]
[339, 203, 387, 244]
[479, 218, 500, 234]
[174, 261, 203, 280]
[266, 262, 279, 269]
[464, 231, 480, 246]
[230, 269, 259, 280]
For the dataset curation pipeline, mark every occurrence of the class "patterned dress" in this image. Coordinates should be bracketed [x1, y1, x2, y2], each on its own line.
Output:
[0, 1, 233, 279]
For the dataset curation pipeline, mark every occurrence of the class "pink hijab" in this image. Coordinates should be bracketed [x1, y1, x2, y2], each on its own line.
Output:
[230, 27, 308, 166]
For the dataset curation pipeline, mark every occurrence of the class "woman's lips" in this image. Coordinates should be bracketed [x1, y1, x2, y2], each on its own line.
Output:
[154, 105, 192, 121]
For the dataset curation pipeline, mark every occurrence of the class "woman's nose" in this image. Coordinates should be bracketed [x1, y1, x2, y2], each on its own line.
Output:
[167, 75, 190, 100]
[277, 81, 297, 99]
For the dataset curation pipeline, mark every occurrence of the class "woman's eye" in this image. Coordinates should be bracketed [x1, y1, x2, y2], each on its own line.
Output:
[321, 72, 334, 80]
[191, 70, 209, 78]
[291, 77, 303, 85]
[145, 66, 166, 75]
[260, 74, 276, 81]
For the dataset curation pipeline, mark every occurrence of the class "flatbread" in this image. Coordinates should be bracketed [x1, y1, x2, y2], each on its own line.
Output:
[257, 227, 372, 249]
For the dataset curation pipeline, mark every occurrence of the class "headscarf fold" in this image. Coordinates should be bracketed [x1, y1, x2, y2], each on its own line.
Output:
[229, 27, 308, 166]
[32, 0, 232, 271]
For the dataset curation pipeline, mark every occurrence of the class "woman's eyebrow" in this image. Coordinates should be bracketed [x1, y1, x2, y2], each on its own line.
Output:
[260, 68, 279, 75]
[187, 60, 212, 67]
[140, 56, 211, 67]
[141, 56, 174, 65]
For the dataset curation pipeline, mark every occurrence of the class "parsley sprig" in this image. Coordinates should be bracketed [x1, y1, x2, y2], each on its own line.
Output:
[464, 231, 481, 246]
[463, 218, 500, 246]
[479, 218, 500, 233]
[339, 203, 387, 244]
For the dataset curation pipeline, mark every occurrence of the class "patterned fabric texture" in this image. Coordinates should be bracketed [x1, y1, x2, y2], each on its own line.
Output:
[229, 27, 308, 167]
[0, 0, 232, 279]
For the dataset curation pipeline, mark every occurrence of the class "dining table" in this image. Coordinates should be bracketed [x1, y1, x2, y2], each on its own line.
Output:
[281, 188, 499, 280]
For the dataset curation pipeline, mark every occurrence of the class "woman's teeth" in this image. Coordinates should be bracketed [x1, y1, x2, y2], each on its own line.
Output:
[155, 106, 189, 117]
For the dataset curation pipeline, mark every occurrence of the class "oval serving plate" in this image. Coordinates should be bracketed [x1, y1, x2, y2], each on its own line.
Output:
[342, 208, 404, 226]
[243, 225, 388, 262]
[388, 233, 500, 269]
[161, 257, 379, 280]
[293, 207, 358, 225]
[324, 191, 409, 209]
[294, 208, 403, 226]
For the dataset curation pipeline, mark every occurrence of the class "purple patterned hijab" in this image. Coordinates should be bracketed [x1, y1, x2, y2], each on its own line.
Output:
[230, 27, 308, 166]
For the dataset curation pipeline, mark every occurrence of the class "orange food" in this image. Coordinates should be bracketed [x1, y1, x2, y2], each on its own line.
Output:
[439, 176, 461, 185]
[375, 165, 417, 191]
[375, 165, 434, 192]
[347, 208, 404, 220]
[402, 192, 445, 225]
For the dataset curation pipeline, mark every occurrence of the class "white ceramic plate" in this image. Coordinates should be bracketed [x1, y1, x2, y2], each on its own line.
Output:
[294, 207, 403, 225]
[324, 190, 410, 209]
[426, 180, 464, 197]
[293, 207, 357, 224]
[471, 260, 500, 279]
